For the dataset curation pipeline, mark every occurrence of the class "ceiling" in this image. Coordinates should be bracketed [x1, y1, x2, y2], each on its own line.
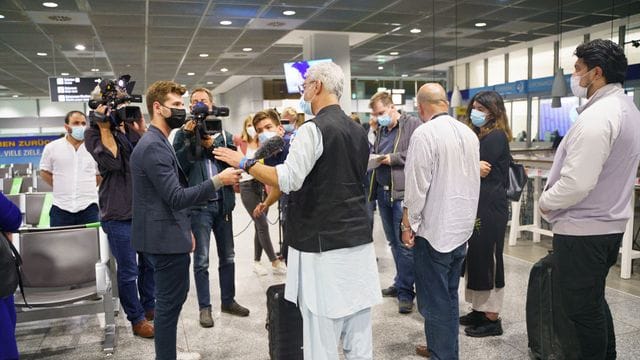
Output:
[0, 0, 638, 98]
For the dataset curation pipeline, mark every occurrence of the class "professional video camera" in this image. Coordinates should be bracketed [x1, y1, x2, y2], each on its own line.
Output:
[190, 101, 230, 136]
[88, 75, 143, 124]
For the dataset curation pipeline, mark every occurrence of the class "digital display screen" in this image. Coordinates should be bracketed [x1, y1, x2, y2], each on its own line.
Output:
[48, 77, 101, 102]
[283, 58, 332, 94]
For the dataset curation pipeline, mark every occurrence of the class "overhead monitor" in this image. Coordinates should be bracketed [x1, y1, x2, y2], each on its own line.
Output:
[283, 58, 332, 94]
[48, 77, 101, 102]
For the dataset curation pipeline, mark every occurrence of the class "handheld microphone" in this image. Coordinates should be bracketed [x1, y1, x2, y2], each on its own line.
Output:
[254, 135, 285, 160]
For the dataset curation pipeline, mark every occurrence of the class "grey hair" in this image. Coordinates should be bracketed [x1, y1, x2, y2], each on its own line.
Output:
[305, 61, 344, 99]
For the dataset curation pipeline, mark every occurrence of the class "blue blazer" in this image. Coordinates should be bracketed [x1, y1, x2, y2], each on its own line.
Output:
[130, 126, 217, 254]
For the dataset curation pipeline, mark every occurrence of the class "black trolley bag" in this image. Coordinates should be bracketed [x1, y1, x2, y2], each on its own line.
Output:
[266, 283, 303, 360]
[526, 252, 580, 359]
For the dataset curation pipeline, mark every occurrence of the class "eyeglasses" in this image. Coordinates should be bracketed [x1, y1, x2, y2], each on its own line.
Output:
[298, 80, 315, 94]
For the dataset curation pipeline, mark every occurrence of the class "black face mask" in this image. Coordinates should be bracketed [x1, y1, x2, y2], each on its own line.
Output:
[161, 105, 186, 129]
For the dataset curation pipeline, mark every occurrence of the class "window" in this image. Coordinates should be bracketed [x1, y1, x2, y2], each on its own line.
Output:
[488, 54, 505, 86]
[509, 49, 528, 81]
[532, 42, 554, 78]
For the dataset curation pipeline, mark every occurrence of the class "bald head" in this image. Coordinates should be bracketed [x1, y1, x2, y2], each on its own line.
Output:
[417, 83, 449, 121]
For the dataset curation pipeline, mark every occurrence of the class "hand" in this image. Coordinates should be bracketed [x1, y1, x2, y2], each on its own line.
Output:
[217, 167, 242, 185]
[190, 232, 196, 252]
[253, 202, 268, 219]
[183, 119, 196, 133]
[401, 229, 415, 248]
[201, 135, 214, 149]
[213, 147, 244, 169]
[379, 154, 391, 166]
[480, 161, 492, 178]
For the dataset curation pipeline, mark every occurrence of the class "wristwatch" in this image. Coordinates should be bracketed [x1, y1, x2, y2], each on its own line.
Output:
[400, 223, 411, 232]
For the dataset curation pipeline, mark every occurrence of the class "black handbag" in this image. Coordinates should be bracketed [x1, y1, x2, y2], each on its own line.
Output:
[0, 232, 28, 305]
[507, 159, 527, 202]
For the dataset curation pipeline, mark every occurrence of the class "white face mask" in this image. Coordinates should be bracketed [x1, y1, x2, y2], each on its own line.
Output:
[246, 126, 257, 138]
[570, 69, 593, 98]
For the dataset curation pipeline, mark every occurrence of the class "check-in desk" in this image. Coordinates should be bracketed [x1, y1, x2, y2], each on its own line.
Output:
[509, 155, 640, 279]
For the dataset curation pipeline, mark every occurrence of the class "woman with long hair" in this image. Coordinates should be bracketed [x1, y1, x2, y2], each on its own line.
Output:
[460, 91, 512, 337]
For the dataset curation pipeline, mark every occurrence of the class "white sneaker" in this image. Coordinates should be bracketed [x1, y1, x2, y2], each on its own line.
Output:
[272, 260, 287, 275]
[253, 261, 268, 276]
[176, 351, 201, 360]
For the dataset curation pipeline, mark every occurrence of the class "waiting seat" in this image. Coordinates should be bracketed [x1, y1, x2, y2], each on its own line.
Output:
[14, 225, 116, 354]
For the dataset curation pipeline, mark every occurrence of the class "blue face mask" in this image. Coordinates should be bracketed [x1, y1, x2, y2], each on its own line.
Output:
[377, 114, 391, 127]
[70, 126, 85, 141]
[283, 123, 295, 133]
[470, 109, 488, 127]
[299, 95, 313, 116]
[258, 130, 277, 144]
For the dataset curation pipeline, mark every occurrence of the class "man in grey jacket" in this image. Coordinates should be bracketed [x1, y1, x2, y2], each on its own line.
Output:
[368, 91, 421, 313]
[540, 39, 640, 360]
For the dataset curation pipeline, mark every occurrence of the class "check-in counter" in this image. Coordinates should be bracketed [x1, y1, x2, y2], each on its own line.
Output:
[509, 155, 640, 279]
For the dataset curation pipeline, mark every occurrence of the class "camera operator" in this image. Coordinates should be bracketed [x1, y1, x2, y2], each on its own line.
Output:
[172, 87, 250, 329]
[84, 94, 155, 339]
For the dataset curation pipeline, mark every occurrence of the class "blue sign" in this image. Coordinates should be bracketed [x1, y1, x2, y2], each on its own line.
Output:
[0, 135, 60, 166]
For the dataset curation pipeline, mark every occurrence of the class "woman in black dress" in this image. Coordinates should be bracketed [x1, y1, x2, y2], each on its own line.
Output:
[460, 91, 512, 337]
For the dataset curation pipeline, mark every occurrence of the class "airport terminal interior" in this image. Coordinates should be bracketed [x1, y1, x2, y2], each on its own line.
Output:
[2, 0, 640, 359]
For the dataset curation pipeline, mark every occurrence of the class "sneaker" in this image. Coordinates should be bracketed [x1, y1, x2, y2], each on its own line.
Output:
[416, 344, 431, 357]
[221, 301, 250, 317]
[145, 309, 155, 322]
[381, 285, 398, 297]
[398, 300, 414, 314]
[464, 318, 503, 337]
[253, 261, 268, 276]
[199, 307, 214, 328]
[176, 351, 201, 360]
[459, 310, 486, 326]
[272, 260, 287, 275]
[132, 319, 154, 338]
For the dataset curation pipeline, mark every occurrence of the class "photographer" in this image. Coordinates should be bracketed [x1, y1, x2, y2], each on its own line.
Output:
[84, 91, 155, 339]
[172, 87, 249, 329]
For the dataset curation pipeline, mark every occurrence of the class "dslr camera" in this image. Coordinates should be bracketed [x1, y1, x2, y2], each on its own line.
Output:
[88, 75, 143, 125]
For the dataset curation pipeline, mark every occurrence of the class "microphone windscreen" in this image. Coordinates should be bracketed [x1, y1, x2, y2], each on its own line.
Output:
[254, 136, 285, 160]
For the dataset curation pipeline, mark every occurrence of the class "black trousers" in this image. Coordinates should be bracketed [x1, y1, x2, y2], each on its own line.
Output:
[553, 233, 622, 360]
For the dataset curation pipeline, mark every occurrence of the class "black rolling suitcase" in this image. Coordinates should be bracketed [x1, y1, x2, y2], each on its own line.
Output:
[266, 284, 303, 360]
[526, 252, 580, 359]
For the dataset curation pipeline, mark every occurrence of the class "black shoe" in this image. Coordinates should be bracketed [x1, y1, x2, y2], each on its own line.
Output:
[221, 301, 250, 317]
[381, 286, 398, 297]
[398, 300, 414, 314]
[459, 310, 486, 326]
[465, 318, 503, 337]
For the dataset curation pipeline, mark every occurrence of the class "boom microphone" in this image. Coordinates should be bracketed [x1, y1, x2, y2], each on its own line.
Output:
[254, 135, 285, 160]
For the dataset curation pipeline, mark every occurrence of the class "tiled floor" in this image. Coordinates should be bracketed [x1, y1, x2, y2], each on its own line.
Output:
[15, 197, 640, 359]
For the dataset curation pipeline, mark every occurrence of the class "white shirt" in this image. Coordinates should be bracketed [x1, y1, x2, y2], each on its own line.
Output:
[276, 120, 382, 318]
[404, 114, 480, 253]
[39, 136, 99, 213]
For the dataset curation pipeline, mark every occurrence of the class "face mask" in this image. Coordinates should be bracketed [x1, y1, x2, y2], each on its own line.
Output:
[299, 95, 313, 116]
[377, 114, 391, 127]
[470, 109, 488, 127]
[283, 123, 295, 133]
[161, 105, 187, 129]
[258, 130, 277, 144]
[570, 70, 593, 98]
[70, 125, 85, 141]
[246, 126, 257, 138]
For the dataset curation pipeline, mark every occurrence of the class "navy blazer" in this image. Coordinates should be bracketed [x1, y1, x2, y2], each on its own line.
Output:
[130, 126, 217, 254]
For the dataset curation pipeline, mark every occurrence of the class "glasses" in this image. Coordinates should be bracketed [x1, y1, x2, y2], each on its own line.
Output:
[298, 80, 315, 94]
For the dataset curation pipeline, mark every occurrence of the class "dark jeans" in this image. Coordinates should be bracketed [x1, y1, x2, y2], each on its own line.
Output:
[101, 219, 155, 324]
[0, 295, 18, 360]
[414, 237, 466, 360]
[49, 203, 99, 227]
[239, 180, 276, 262]
[554, 233, 622, 360]
[147, 253, 190, 360]
[377, 187, 415, 302]
[190, 200, 235, 309]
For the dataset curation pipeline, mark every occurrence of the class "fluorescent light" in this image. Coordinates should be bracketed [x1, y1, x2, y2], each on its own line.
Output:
[61, 72, 69, 76]
[220, 68, 228, 72]
[91, 68, 99, 72]
[37, 52, 47, 56]
[42, 2, 58, 8]
[12, 95, 19, 98]
[410, 28, 421, 34]
[242, 47, 253, 52]
[389, 51, 399, 56]
[378, 66, 384, 70]
[401, 74, 409, 77]
[199, 53, 209, 57]
[475, 22, 487, 27]
[220, 20, 232, 26]
[0, 15, 5, 19]
[206, 81, 213, 85]
[75, 44, 86, 51]
[187, 72, 195, 76]
[282, 10, 296, 16]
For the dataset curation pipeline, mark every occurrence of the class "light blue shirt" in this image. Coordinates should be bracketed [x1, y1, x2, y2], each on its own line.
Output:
[276, 120, 382, 318]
